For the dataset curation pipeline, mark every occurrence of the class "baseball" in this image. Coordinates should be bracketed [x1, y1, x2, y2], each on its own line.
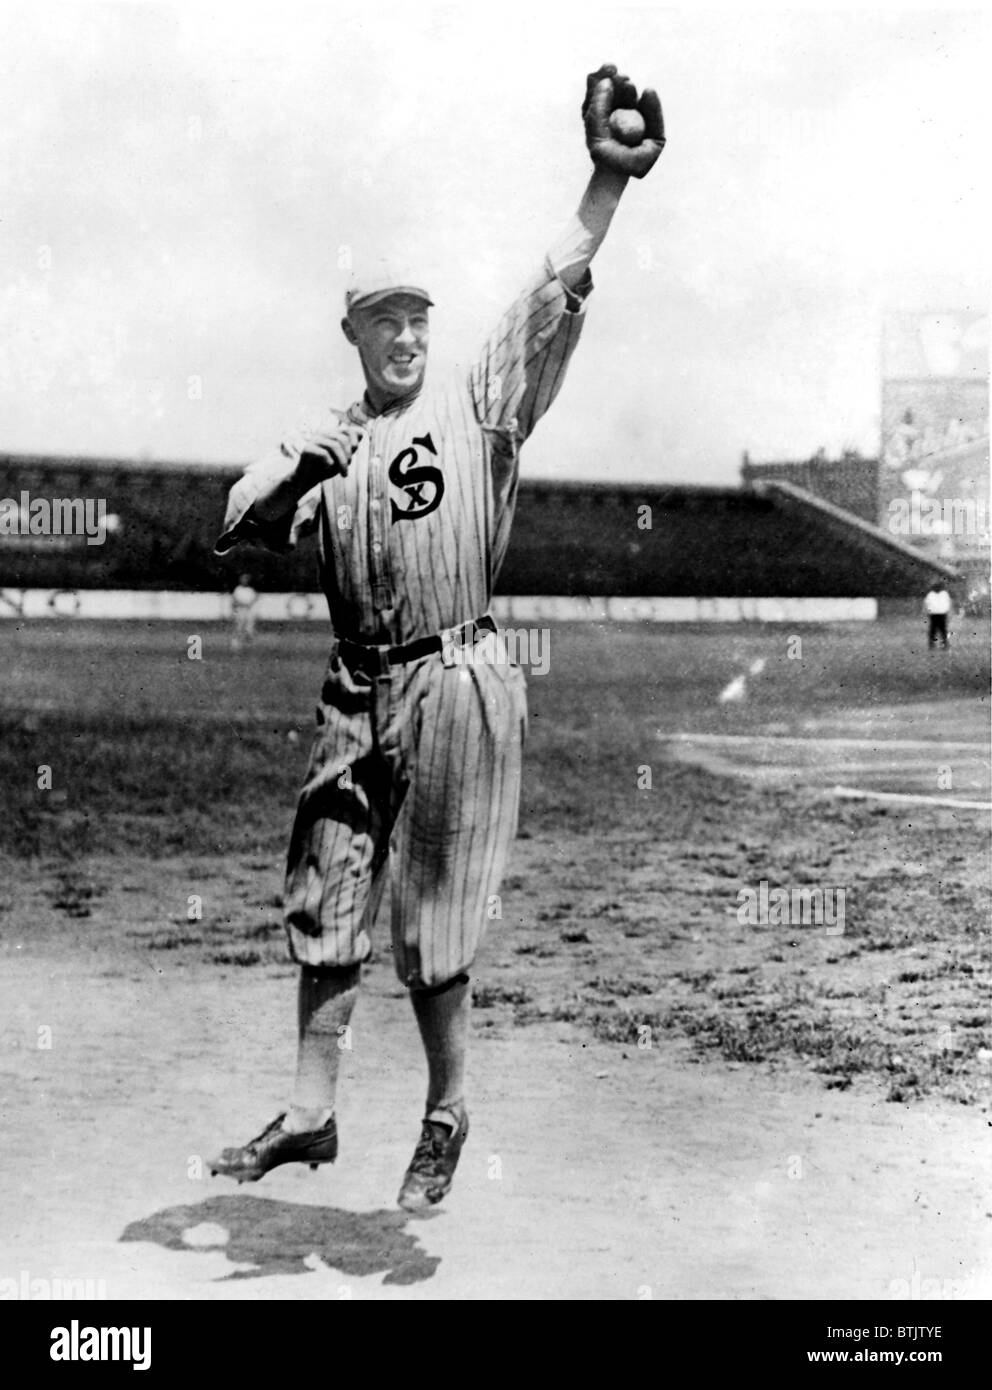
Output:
[609, 109, 646, 146]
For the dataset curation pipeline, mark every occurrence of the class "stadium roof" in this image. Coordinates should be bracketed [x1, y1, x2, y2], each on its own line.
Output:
[753, 478, 961, 581]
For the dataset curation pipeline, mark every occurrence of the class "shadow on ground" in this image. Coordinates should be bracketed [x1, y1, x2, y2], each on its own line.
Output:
[120, 1195, 441, 1285]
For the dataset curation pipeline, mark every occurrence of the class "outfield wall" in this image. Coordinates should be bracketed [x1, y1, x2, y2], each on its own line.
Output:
[0, 589, 878, 623]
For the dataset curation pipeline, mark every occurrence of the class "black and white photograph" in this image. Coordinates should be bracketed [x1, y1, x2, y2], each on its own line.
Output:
[0, 0, 989, 1327]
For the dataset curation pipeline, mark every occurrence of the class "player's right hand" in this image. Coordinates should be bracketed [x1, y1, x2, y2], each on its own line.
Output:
[293, 421, 365, 485]
[232, 420, 363, 529]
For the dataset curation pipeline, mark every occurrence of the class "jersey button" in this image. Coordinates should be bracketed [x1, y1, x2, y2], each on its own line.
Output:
[371, 499, 381, 511]
[372, 541, 382, 553]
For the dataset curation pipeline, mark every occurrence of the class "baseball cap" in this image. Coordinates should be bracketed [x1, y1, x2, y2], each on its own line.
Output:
[344, 263, 434, 316]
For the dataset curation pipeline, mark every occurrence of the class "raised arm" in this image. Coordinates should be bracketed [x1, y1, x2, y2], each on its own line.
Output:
[469, 64, 666, 440]
[547, 165, 628, 296]
[551, 64, 666, 293]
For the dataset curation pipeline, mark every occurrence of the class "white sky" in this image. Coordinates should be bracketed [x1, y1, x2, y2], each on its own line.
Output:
[0, 1, 988, 482]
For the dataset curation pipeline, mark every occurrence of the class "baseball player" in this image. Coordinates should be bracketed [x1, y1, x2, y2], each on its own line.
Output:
[230, 572, 258, 651]
[209, 65, 665, 1211]
[923, 580, 952, 649]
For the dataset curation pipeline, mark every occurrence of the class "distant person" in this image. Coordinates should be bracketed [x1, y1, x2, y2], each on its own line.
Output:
[964, 578, 990, 618]
[923, 580, 951, 650]
[231, 574, 258, 651]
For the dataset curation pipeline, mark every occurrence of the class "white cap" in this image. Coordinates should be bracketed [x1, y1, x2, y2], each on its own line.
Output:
[344, 261, 434, 316]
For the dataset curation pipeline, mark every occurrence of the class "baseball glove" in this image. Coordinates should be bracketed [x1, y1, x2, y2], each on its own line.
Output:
[582, 62, 666, 179]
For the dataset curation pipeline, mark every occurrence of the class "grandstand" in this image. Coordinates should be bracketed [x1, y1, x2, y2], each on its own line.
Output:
[741, 449, 879, 523]
[742, 442, 988, 611]
[0, 452, 958, 610]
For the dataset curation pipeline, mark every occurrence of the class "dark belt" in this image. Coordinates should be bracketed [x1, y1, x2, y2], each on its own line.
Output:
[335, 614, 497, 678]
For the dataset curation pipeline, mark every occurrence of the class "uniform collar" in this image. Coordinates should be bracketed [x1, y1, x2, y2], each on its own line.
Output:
[347, 382, 424, 425]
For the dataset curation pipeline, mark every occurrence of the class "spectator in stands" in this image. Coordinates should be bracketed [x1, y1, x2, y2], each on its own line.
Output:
[923, 580, 952, 650]
[231, 574, 258, 651]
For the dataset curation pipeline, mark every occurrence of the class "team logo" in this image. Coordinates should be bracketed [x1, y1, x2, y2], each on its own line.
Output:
[388, 433, 444, 522]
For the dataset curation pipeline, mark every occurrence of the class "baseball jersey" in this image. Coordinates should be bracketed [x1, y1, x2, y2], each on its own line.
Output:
[216, 257, 593, 639]
[923, 589, 952, 615]
[231, 583, 257, 611]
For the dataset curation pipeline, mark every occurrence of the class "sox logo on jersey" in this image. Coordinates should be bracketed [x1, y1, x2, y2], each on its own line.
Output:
[388, 433, 443, 522]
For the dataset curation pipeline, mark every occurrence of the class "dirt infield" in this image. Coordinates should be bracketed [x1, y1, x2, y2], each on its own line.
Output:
[1, 618, 989, 1299]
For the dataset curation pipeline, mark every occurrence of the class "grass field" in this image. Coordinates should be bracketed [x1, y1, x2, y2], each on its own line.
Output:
[2, 616, 989, 1108]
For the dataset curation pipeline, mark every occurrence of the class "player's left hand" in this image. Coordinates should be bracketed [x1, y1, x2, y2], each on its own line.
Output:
[582, 63, 666, 179]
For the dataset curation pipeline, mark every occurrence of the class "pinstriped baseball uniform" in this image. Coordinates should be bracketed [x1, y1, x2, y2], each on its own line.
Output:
[217, 257, 592, 987]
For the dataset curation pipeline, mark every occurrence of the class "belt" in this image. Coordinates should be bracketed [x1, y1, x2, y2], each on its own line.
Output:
[335, 614, 497, 677]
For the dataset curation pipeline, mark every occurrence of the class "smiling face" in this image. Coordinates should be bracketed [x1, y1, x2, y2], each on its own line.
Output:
[342, 293, 430, 411]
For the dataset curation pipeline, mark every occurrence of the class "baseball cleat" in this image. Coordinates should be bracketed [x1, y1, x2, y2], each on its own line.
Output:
[397, 1107, 469, 1213]
[208, 1112, 338, 1184]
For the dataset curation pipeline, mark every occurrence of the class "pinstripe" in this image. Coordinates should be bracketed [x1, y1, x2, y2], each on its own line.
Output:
[406, 659, 447, 976]
[424, 665, 457, 976]
[473, 280, 562, 415]
[408, 664, 446, 981]
[439, 389, 465, 611]
[452, 384, 484, 597]
[474, 675, 513, 923]
[448, 669, 476, 946]
[454, 669, 488, 943]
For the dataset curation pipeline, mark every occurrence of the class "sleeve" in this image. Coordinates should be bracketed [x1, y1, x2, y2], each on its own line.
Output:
[468, 256, 593, 445]
[213, 436, 324, 557]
